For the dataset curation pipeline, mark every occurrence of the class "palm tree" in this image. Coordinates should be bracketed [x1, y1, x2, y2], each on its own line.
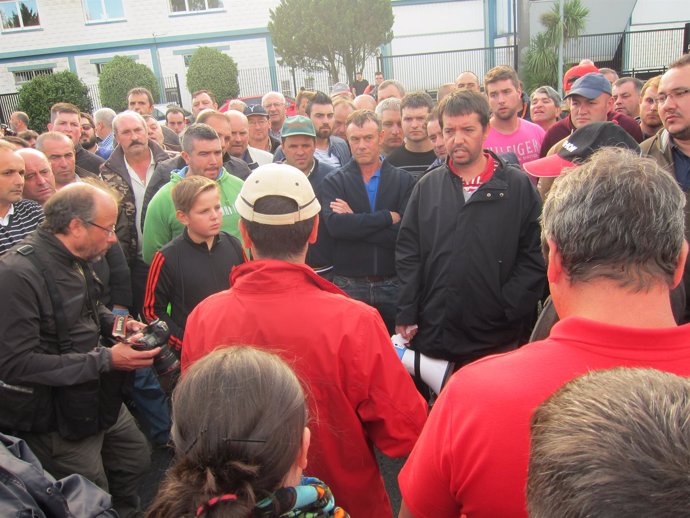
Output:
[523, 0, 589, 93]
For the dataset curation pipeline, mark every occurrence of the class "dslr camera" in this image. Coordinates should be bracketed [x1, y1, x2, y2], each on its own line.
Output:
[122, 318, 180, 394]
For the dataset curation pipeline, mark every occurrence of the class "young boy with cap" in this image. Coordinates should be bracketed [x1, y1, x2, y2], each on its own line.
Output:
[143, 175, 245, 355]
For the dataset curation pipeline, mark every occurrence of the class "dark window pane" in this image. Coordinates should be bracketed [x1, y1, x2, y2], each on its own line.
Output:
[20, 0, 39, 27]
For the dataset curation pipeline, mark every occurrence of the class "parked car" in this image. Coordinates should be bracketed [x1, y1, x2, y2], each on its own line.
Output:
[219, 95, 297, 116]
[152, 103, 192, 122]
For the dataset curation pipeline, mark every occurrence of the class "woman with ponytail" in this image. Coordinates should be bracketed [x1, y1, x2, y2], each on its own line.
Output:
[146, 346, 348, 518]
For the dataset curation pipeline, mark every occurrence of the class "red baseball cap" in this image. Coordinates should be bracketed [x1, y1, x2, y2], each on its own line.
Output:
[563, 64, 600, 93]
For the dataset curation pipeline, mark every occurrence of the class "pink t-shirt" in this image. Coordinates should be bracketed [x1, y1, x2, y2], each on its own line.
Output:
[484, 118, 546, 166]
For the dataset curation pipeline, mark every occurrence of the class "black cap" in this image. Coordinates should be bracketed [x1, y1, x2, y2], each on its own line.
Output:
[523, 122, 641, 178]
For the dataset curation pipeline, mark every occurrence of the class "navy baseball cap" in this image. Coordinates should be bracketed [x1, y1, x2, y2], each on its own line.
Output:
[564, 73, 612, 100]
[244, 104, 269, 118]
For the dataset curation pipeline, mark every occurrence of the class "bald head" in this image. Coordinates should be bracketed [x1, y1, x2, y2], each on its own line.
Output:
[354, 95, 377, 111]
[16, 148, 56, 205]
[226, 110, 250, 158]
[455, 71, 480, 92]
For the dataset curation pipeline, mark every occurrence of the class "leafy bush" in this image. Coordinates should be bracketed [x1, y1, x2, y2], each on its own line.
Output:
[186, 47, 239, 104]
[99, 56, 160, 113]
[17, 71, 92, 132]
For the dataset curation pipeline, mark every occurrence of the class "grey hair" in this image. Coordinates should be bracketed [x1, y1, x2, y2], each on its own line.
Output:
[530, 86, 562, 107]
[35, 131, 74, 152]
[378, 79, 406, 98]
[43, 183, 98, 234]
[542, 147, 686, 290]
[261, 91, 286, 105]
[94, 108, 116, 128]
[528, 367, 690, 518]
[181, 123, 219, 154]
[375, 97, 402, 117]
[112, 110, 146, 134]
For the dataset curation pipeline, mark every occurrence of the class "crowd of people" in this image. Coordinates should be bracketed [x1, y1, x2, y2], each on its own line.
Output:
[0, 52, 689, 518]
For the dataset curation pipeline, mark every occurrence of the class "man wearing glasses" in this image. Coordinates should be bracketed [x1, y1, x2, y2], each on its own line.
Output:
[0, 182, 158, 518]
[262, 91, 288, 139]
[642, 53, 690, 323]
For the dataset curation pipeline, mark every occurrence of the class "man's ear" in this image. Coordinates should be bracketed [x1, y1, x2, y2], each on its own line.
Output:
[67, 217, 85, 238]
[672, 240, 689, 289]
[239, 219, 253, 250]
[606, 94, 615, 112]
[546, 238, 564, 284]
[308, 215, 319, 245]
[181, 151, 191, 166]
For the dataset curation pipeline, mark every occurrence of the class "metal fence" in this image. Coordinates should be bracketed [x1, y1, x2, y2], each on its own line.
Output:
[379, 45, 518, 93]
[237, 57, 380, 98]
[0, 92, 19, 126]
[564, 27, 685, 77]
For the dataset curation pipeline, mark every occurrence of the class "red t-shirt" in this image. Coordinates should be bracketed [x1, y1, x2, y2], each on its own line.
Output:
[448, 153, 496, 195]
[399, 317, 690, 518]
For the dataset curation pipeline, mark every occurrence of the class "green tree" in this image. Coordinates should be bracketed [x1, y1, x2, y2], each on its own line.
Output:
[186, 47, 239, 103]
[523, 0, 589, 93]
[17, 71, 92, 132]
[99, 56, 160, 113]
[268, 0, 394, 85]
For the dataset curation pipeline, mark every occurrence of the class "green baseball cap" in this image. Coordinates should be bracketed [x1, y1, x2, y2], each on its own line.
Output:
[281, 115, 316, 139]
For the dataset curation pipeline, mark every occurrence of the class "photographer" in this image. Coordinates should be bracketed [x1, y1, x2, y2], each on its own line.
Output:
[0, 182, 158, 518]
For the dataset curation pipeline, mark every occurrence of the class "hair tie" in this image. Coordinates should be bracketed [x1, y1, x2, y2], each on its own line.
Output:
[195, 493, 238, 517]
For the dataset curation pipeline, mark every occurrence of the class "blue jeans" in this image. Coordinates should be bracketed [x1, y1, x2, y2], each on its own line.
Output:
[333, 275, 399, 334]
[127, 368, 171, 446]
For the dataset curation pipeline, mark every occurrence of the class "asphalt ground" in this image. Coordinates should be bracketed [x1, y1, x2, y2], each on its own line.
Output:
[140, 445, 405, 516]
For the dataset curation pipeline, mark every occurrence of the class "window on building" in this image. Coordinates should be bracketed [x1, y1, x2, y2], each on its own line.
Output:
[169, 0, 223, 14]
[83, 0, 124, 22]
[0, 0, 40, 31]
[183, 54, 193, 68]
[13, 68, 52, 86]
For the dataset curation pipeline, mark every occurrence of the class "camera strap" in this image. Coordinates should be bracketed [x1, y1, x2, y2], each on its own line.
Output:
[75, 261, 103, 331]
[17, 245, 73, 355]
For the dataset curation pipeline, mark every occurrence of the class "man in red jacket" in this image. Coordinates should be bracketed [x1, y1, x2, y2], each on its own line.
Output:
[182, 163, 427, 518]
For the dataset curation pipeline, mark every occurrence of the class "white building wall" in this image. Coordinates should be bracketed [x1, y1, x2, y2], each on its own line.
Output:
[0, 0, 278, 107]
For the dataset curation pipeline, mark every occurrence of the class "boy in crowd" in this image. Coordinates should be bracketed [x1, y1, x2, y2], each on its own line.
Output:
[144, 175, 245, 355]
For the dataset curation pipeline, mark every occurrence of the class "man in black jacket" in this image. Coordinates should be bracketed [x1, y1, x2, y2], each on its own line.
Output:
[396, 90, 545, 371]
[48, 103, 105, 177]
[322, 109, 415, 332]
[0, 183, 158, 518]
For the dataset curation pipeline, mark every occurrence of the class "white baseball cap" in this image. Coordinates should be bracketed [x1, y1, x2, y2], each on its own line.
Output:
[235, 163, 321, 225]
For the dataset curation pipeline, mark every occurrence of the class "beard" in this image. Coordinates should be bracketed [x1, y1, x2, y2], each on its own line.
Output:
[81, 134, 98, 149]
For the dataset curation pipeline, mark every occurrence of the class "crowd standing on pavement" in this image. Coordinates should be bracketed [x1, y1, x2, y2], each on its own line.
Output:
[1, 51, 690, 518]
